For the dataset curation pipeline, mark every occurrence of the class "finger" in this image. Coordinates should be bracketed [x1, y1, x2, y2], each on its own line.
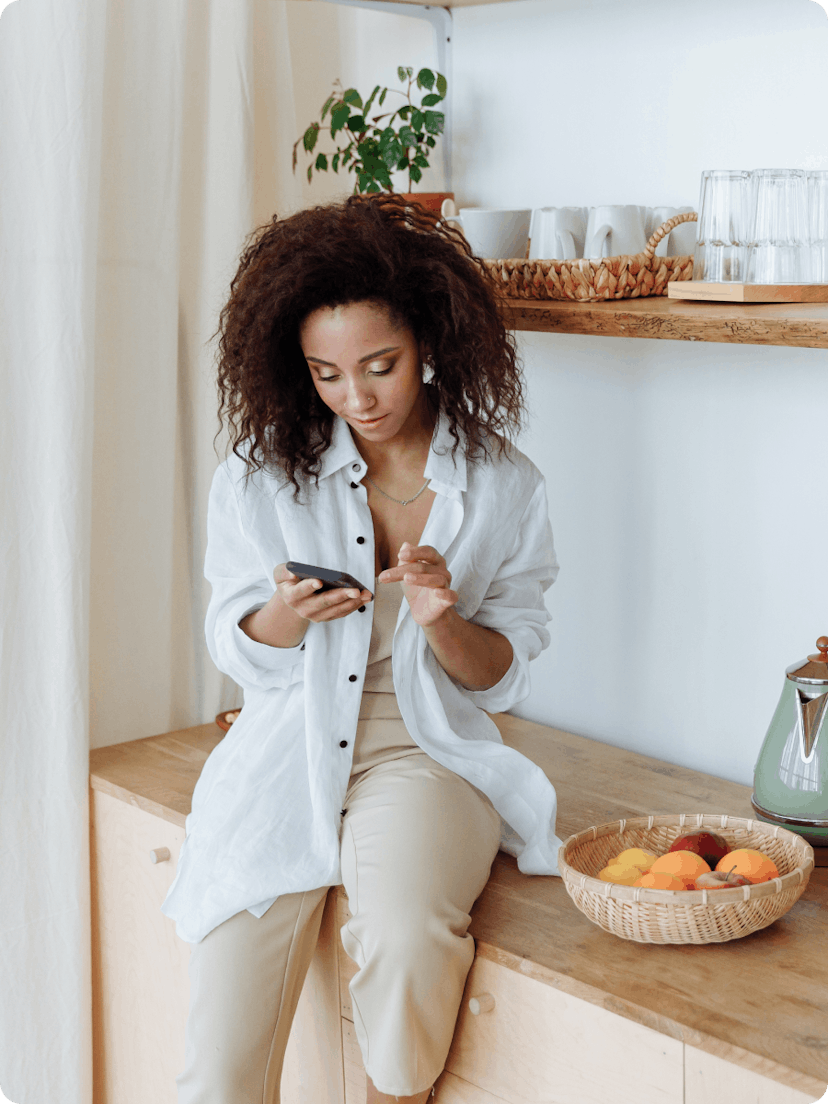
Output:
[401, 570, 451, 589]
[311, 592, 370, 621]
[273, 563, 299, 585]
[397, 542, 441, 564]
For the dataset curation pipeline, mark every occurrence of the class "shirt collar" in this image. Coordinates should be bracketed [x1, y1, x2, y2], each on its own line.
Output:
[317, 412, 468, 499]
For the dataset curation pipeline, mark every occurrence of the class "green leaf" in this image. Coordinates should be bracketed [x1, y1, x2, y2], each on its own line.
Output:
[416, 68, 435, 90]
[341, 148, 352, 164]
[346, 114, 367, 132]
[436, 72, 447, 97]
[379, 88, 387, 105]
[320, 94, 335, 121]
[423, 110, 444, 135]
[363, 84, 381, 117]
[397, 154, 409, 171]
[399, 125, 418, 149]
[307, 165, 313, 183]
[366, 182, 381, 194]
[409, 165, 422, 183]
[421, 93, 441, 107]
[330, 102, 350, 137]
[315, 153, 328, 171]
[332, 153, 340, 172]
[375, 165, 393, 190]
[303, 124, 319, 153]
[397, 66, 407, 82]
[405, 66, 414, 79]
[397, 105, 411, 120]
[411, 110, 424, 133]
[425, 136, 436, 148]
[413, 152, 429, 169]
[358, 172, 371, 191]
[342, 88, 363, 108]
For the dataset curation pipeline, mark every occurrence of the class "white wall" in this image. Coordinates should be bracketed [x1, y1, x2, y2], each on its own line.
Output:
[289, 0, 828, 788]
[449, 0, 828, 785]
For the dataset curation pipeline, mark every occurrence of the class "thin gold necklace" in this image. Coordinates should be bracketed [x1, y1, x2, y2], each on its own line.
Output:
[365, 475, 430, 506]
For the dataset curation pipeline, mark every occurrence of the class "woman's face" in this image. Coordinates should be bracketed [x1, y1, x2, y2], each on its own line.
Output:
[299, 300, 430, 445]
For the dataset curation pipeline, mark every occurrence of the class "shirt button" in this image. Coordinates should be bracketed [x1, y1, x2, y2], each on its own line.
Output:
[358, 605, 366, 613]
[350, 482, 359, 489]
[339, 740, 348, 748]
[356, 536, 365, 544]
[348, 674, 357, 682]
[352, 463, 360, 471]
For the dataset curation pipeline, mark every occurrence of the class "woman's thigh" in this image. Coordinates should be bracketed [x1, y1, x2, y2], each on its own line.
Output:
[340, 752, 502, 928]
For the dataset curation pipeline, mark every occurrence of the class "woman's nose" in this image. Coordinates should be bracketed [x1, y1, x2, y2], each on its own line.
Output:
[344, 383, 375, 412]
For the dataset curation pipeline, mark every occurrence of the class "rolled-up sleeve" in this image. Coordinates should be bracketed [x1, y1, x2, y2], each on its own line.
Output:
[459, 479, 559, 713]
[204, 463, 305, 692]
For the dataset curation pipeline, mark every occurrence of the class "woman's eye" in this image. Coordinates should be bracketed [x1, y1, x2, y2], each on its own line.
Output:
[369, 363, 393, 376]
[318, 375, 338, 383]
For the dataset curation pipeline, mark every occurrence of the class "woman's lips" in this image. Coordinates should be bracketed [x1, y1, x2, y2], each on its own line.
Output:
[352, 414, 386, 426]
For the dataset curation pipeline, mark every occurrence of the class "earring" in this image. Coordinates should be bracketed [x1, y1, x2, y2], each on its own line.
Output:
[422, 359, 435, 383]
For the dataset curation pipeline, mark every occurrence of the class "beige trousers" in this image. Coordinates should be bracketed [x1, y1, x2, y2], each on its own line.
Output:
[175, 734, 503, 1103]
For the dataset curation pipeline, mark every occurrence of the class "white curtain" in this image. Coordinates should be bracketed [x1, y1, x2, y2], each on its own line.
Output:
[0, 1, 301, 1100]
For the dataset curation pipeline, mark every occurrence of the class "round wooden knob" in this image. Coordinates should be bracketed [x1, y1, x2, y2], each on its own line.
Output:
[149, 847, 171, 864]
[468, 993, 495, 1015]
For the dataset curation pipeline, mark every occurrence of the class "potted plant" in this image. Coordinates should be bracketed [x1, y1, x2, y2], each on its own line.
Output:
[293, 66, 452, 212]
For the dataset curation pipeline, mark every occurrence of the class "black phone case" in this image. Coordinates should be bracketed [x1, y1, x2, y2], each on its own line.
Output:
[285, 562, 373, 599]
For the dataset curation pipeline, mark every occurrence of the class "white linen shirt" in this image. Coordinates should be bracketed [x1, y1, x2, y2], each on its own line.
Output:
[160, 413, 562, 945]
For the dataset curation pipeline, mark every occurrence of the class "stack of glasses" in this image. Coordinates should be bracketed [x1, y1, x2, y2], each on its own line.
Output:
[694, 169, 828, 284]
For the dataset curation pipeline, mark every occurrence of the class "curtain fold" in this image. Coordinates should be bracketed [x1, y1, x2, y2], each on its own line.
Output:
[0, 1, 300, 1100]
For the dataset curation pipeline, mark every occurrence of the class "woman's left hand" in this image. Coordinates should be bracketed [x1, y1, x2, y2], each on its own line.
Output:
[378, 542, 458, 627]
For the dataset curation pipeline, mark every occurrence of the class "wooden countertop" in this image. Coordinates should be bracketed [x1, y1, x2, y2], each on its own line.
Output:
[89, 717, 828, 1097]
[500, 296, 828, 348]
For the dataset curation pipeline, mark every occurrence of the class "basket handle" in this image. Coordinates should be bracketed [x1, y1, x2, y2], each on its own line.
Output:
[643, 211, 698, 260]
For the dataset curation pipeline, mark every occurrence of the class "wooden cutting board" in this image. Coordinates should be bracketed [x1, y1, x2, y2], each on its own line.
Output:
[668, 280, 828, 302]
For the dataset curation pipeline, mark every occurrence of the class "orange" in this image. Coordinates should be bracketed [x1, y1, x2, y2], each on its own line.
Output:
[716, 848, 779, 884]
[613, 848, 658, 872]
[632, 871, 686, 890]
[598, 864, 644, 886]
[649, 850, 712, 887]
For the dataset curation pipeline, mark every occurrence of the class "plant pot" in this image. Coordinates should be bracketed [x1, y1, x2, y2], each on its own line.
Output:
[400, 192, 454, 214]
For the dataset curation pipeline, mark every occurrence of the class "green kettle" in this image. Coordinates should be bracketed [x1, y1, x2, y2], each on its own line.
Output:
[752, 636, 828, 847]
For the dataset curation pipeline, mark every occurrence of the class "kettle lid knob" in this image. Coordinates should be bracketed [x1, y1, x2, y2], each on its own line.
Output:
[808, 637, 828, 664]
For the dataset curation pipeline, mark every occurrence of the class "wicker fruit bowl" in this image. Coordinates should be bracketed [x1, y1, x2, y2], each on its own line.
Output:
[558, 812, 814, 945]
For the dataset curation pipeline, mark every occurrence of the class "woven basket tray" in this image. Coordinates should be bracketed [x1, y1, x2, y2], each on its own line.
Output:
[558, 812, 814, 944]
[484, 211, 698, 302]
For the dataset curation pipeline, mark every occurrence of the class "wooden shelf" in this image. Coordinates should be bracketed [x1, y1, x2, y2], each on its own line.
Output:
[500, 297, 828, 349]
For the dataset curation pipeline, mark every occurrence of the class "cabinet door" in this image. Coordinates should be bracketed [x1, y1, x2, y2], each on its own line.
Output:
[90, 789, 189, 1104]
[446, 956, 684, 1104]
[684, 1045, 825, 1104]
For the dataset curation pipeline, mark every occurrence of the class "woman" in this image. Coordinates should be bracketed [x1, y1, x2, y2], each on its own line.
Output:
[161, 194, 563, 1104]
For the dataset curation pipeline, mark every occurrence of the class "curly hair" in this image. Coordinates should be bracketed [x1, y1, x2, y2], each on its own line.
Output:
[212, 193, 524, 494]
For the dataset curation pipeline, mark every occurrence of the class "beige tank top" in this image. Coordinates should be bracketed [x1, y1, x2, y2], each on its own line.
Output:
[359, 580, 404, 715]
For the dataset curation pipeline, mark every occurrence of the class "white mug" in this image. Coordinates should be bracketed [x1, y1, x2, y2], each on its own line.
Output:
[646, 205, 696, 256]
[528, 206, 588, 260]
[442, 207, 532, 259]
[584, 205, 649, 258]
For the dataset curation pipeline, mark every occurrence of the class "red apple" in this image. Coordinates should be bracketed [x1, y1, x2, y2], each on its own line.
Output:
[668, 830, 730, 869]
[693, 868, 751, 890]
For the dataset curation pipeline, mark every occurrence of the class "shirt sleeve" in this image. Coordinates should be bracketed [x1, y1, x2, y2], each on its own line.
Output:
[458, 478, 559, 713]
[203, 463, 306, 692]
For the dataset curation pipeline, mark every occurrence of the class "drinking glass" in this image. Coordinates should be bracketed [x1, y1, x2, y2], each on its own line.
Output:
[808, 171, 828, 283]
[693, 170, 752, 282]
[745, 168, 811, 284]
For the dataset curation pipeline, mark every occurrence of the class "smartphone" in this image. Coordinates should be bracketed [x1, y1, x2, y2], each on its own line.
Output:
[285, 562, 373, 599]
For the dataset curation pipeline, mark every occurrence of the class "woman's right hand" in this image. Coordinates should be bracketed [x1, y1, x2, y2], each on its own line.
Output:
[273, 564, 373, 623]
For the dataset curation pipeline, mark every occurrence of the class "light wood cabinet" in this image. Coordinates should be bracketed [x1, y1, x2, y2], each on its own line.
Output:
[90, 720, 827, 1104]
[90, 789, 189, 1104]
